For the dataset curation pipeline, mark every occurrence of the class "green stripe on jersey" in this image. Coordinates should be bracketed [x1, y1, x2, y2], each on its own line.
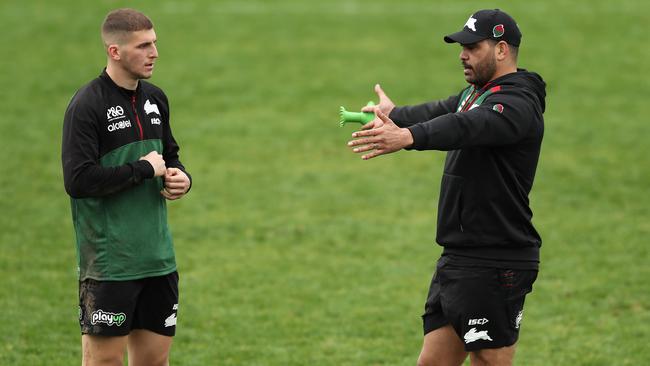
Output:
[72, 139, 176, 281]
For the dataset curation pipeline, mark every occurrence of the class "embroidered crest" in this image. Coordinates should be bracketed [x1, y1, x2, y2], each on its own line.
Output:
[492, 104, 504, 113]
[493, 24, 505, 38]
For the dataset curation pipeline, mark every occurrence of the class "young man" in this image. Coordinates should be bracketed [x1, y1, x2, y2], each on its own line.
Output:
[62, 8, 191, 366]
[347, 9, 545, 366]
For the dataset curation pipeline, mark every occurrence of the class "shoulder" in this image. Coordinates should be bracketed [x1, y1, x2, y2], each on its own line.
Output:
[487, 71, 546, 111]
[65, 78, 108, 117]
[485, 84, 539, 110]
[140, 80, 167, 100]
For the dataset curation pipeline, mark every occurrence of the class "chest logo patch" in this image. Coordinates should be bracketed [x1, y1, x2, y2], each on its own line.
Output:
[106, 105, 125, 121]
[144, 99, 160, 115]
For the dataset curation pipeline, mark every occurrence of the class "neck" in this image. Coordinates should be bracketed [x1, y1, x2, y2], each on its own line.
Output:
[488, 64, 517, 85]
[106, 63, 138, 90]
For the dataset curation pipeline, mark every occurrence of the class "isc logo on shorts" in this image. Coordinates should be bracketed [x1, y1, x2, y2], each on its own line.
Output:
[468, 317, 489, 326]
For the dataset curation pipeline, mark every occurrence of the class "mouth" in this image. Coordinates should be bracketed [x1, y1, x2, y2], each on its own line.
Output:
[145, 63, 154, 71]
[462, 64, 473, 76]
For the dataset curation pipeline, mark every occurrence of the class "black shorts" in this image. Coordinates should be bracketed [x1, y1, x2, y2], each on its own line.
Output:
[79, 271, 179, 337]
[422, 256, 537, 351]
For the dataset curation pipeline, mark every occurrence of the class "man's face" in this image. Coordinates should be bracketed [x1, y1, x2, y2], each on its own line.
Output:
[118, 29, 158, 80]
[459, 40, 496, 87]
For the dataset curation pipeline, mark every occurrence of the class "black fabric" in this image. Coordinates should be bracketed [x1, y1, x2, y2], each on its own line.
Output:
[401, 70, 546, 263]
[389, 95, 459, 128]
[444, 9, 522, 47]
[79, 271, 179, 337]
[62, 69, 191, 198]
[422, 256, 537, 351]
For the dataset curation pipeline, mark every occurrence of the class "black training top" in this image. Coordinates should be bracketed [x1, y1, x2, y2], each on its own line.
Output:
[390, 69, 546, 267]
[62, 69, 191, 280]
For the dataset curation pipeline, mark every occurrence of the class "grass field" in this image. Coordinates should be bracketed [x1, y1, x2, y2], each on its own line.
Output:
[1, 0, 649, 364]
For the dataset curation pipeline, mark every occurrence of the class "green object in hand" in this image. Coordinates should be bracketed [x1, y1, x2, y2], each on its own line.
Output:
[339, 101, 376, 127]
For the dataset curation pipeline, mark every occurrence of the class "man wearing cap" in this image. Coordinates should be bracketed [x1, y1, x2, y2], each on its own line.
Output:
[347, 9, 545, 366]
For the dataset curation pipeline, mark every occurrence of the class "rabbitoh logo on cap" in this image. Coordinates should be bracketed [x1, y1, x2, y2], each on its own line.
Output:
[465, 16, 477, 32]
[493, 24, 505, 37]
[492, 104, 504, 113]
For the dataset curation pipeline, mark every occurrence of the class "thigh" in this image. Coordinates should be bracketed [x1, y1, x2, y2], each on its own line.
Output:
[439, 266, 537, 352]
[79, 278, 141, 336]
[422, 256, 452, 335]
[418, 324, 467, 366]
[127, 329, 173, 366]
[132, 271, 179, 336]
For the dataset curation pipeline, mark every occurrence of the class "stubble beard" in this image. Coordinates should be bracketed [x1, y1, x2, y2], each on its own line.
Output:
[466, 55, 496, 88]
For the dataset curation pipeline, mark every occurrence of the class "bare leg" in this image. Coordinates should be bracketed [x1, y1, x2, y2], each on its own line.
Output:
[469, 344, 516, 366]
[417, 325, 468, 366]
[127, 329, 173, 366]
[81, 334, 127, 366]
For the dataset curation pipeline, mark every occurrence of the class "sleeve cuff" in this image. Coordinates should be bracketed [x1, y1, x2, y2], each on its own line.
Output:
[407, 124, 427, 150]
[132, 160, 155, 180]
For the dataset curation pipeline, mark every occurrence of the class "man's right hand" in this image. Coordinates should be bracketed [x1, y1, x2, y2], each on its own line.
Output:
[360, 83, 396, 130]
[139, 151, 166, 177]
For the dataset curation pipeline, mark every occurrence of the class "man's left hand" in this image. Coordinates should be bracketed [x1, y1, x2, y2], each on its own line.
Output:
[347, 110, 414, 160]
[161, 167, 190, 200]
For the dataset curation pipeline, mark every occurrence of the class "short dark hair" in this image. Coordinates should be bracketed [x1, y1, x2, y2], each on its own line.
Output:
[101, 8, 153, 45]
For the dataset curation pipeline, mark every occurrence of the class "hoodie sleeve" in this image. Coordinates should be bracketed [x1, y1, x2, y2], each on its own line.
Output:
[407, 88, 541, 151]
[158, 92, 192, 192]
[389, 94, 459, 127]
[62, 97, 154, 198]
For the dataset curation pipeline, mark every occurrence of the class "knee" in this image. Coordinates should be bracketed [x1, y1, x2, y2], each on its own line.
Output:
[129, 353, 169, 366]
[417, 353, 434, 366]
[470, 347, 515, 366]
[82, 354, 124, 366]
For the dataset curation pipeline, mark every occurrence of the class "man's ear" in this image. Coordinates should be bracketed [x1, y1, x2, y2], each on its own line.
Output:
[107, 44, 121, 61]
[495, 41, 508, 62]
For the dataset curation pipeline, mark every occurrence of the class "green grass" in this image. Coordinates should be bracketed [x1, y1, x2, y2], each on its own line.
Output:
[1, 0, 649, 364]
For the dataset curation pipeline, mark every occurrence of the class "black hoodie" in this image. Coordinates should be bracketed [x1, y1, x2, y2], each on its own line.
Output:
[389, 69, 546, 264]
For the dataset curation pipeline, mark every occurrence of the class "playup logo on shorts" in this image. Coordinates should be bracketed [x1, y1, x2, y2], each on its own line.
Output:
[91, 310, 126, 327]
[464, 327, 493, 344]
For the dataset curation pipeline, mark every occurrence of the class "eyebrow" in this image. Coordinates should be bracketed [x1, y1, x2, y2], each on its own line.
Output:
[136, 39, 157, 47]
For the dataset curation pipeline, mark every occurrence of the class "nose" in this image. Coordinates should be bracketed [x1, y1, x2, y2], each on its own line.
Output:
[459, 48, 469, 61]
[151, 44, 159, 59]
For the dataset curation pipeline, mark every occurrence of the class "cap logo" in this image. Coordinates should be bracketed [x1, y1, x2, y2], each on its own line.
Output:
[465, 16, 477, 32]
[492, 104, 504, 113]
[493, 24, 505, 38]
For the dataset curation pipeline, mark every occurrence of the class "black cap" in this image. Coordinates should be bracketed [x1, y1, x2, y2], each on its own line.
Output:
[444, 9, 521, 47]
